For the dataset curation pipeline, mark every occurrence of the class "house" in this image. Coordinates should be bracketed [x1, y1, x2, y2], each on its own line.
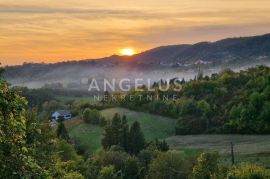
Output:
[51, 110, 72, 122]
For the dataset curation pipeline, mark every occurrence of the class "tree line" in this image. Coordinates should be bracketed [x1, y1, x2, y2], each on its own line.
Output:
[105, 65, 270, 134]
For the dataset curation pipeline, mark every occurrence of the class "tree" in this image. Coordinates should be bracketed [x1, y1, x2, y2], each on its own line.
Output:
[119, 115, 129, 151]
[227, 163, 269, 179]
[102, 113, 122, 149]
[98, 165, 119, 179]
[192, 152, 219, 179]
[123, 156, 140, 179]
[57, 140, 80, 161]
[98, 150, 129, 172]
[147, 152, 192, 179]
[197, 100, 211, 131]
[0, 69, 49, 178]
[0, 68, 85, 178]
[149, 139, 169, 152]
[24, 108, 57, 171]
[128, 121, 145, 155]
[83, 108, 102, 125]
[56, 118, 70, 141]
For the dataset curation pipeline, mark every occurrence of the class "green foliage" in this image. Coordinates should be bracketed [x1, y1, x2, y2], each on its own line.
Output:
[148, 139, 169, 152]
[57, 140, 80, 161]
[108, 65, 270, 134]
[83, 108, 102, 125]
[57, 121, 70, 141]
[63, 171, 84, 179]
[146, 152, 193, 179]
[0, 69, 84, 178]
[102, 113, 122, 149]
[0, 69, 50, 178]
[119, 115, 129, 151]
[227, 163, 270, 179]
[13, 86, 55, 110]
[102, 113, 146, 155]
[192, 152, 220, 179]
[98, 165, 119, 179]
[83, 150, 142, 179]
[81, 158, 100, 179]
[128, 121, 146, 155]
[42, 100, 66, 114]
[101, 107, 176, 140]
[124, 156, 140, 179]
[66, 107, 175, 154]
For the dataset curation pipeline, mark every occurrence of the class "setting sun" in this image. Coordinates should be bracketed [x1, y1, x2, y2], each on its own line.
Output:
[120, 48, 136, 56]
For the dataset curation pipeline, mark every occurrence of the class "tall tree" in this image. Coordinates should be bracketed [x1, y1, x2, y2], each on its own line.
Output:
[56, 117, 70, 141]
[0, 69, 49, 178]
[128, 121, 145, 155]
[119, 115, 129, 151]
[102, 113, 122, 149]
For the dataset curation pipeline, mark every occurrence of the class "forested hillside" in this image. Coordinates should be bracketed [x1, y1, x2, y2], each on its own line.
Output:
[112, 65, 270, 134]
[1, 66, 270, 178]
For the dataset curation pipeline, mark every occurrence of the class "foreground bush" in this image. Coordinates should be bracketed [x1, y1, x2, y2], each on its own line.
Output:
[227, 163, 270, 179]
[147, 152, 193, 179]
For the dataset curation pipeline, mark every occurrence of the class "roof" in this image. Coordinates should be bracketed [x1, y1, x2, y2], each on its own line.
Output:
[54, 110, 71, 116]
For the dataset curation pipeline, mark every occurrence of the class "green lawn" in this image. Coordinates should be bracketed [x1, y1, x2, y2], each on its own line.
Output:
[65, 107, 176, 154]
[101, 107, 176, 141]
[65, 119, 103, 154]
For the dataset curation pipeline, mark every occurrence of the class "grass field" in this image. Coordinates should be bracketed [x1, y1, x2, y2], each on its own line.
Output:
[65, 107, 176, 153]
[166, 135, 270, 167]
[101, 107, 176, 140]
[64, 108, 270, 166]
[64, 119, 103, 154]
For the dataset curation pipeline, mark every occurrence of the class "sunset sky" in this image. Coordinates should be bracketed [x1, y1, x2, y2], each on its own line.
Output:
[1, 0, 270, 66]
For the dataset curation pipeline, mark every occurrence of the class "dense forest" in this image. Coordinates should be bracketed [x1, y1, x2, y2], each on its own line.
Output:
[105, 65, 270, 134]
[1, 66, 270, 178]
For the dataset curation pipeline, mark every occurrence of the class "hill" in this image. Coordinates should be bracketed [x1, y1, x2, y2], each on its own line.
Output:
[65, 107, 176, 153]
[3, 33, 270, 89]
[113, 65, 270, 134]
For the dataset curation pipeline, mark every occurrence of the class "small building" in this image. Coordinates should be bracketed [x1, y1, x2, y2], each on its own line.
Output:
[51, 110, 72, 122]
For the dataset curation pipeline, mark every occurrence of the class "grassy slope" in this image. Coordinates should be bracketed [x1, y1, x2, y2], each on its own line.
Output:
[167, 135, 270, 167]
[65, 107, 176, 153]
[64, 108, 270, 167]
[101, 107, 176, 140]
[64, 119, 103, 154]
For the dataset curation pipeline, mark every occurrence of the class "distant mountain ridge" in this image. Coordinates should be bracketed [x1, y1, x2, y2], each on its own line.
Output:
[4, 33, 270, 68]
[3, 33, 270, 88]
[130, 33, 270, 65]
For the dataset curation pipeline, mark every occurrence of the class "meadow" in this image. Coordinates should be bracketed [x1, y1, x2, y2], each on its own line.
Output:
[167, 135, 270, 167]
[64, 106, 270, 168]
[65, 107, 176, 153]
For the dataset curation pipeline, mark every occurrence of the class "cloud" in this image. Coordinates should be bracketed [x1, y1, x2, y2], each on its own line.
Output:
[0, 2, 270, 65]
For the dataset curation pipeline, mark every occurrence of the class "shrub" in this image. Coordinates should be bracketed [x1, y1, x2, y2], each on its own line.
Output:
[227, 163, 270, 179]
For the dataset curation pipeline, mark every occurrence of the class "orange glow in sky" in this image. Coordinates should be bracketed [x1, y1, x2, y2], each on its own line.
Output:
[120, 48, 136, 56]
[1, 0, 270, 65]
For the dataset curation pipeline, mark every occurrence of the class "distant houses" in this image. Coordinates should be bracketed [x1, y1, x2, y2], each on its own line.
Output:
[51, 110, 72, 122]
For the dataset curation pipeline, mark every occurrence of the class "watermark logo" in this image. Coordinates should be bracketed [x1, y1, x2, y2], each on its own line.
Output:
[82, 78, 183, 102]
[86, 78, 182, 92]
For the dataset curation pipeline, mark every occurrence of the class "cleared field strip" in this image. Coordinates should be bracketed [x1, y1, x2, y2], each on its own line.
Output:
[166, 135, 270, 155]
